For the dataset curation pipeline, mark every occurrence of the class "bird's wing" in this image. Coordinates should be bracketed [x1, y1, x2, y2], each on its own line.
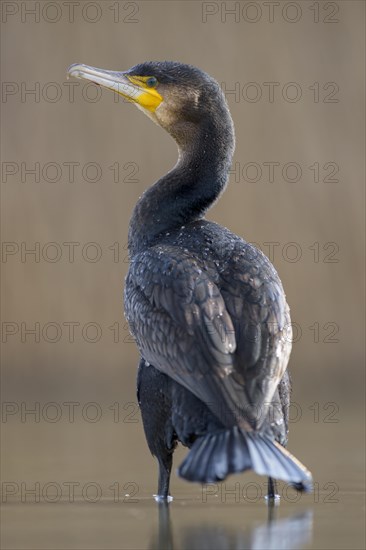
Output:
[219, 243, 292, 426]
[125, 244, 290, 430]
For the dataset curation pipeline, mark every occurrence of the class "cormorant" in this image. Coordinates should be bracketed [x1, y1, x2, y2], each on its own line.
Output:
[68, 61, 312, 501]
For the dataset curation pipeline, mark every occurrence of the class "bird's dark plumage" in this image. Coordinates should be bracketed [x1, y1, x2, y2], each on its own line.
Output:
[68, 60, 312, 500]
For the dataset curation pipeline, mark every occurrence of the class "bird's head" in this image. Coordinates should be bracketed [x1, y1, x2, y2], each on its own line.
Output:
[67, 60, 233, 148]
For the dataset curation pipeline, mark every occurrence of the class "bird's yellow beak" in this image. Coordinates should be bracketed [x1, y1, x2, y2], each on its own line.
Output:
[67, 63, 163, 112]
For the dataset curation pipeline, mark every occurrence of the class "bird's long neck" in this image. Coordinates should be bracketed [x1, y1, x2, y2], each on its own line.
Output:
[128, 111, 235, 256]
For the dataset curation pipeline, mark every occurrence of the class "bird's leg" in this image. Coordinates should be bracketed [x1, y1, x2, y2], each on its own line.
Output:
[267, 476, 277, 498]
[155, 453, 173, 502]
[266, 477, 280, 505]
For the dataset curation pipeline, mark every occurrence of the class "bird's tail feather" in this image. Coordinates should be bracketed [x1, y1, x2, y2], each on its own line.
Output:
[178, 427, 312, 492]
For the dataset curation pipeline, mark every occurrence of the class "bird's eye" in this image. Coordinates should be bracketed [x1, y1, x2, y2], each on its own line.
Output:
[146, 77, 158, 88]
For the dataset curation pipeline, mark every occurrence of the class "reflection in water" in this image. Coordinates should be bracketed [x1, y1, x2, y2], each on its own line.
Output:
[149, 502, 313, 550]
[243, 508, 313, 550]
[149, 503, 174, 550]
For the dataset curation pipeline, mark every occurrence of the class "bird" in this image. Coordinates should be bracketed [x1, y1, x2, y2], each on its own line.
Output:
[67, 60, 312, 502]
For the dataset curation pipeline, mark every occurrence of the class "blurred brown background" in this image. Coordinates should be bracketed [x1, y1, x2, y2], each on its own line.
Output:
[1, 2, 365, 546]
